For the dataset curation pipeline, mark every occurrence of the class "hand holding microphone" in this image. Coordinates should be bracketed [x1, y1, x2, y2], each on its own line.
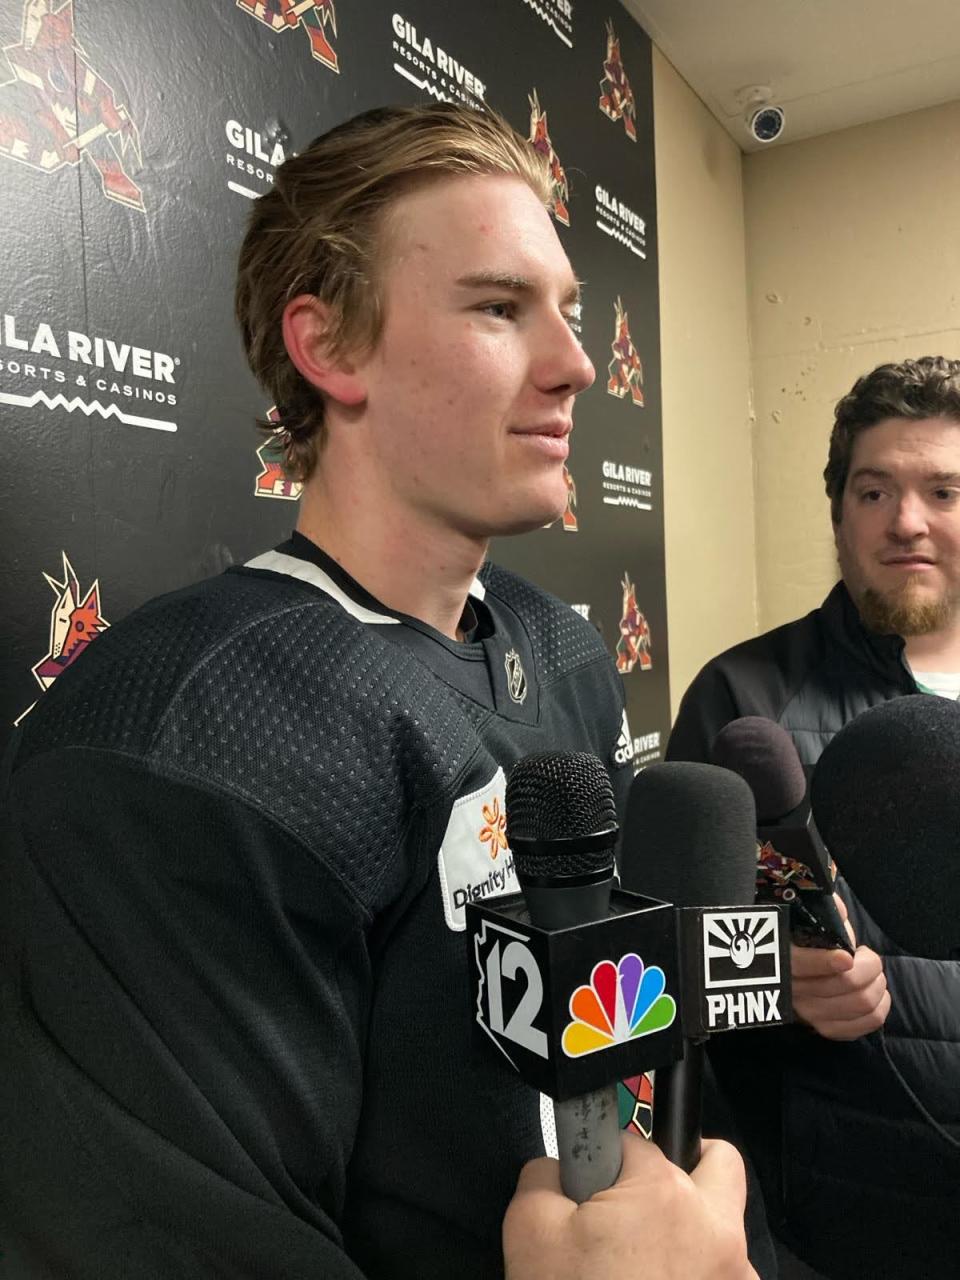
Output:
[469, 748, 773, 1278]
[790, 894, 889, 1040]
[710, 714, 889, 1039]
[504, 1132, 758, 1280]
[710, 716, 851, 953]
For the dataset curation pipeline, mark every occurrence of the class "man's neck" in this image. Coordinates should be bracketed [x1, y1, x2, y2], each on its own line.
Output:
[295, 480, 487, 642]
[903, 622, 960, 672]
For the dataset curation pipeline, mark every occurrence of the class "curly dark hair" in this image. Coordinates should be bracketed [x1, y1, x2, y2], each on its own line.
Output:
[824, 357, 960, 521]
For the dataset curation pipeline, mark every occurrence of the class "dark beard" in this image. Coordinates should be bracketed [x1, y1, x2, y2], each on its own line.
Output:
[856, 582, 954, 637]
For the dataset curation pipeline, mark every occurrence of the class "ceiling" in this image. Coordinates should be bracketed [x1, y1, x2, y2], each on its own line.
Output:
[621, 0, 960, 151]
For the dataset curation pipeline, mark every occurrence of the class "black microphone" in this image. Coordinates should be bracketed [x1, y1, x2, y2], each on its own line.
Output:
[712, 716, 852, 953]
[505, 751, 621, 1203]
[811, 695, 960, 960]
[619, 761, 759, 1172]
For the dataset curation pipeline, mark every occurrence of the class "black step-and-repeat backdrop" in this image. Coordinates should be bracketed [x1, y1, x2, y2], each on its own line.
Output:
[0, 0, 668, 771]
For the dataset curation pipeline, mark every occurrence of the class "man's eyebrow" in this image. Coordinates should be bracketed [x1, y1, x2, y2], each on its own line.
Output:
[849, 468, 892, 483]
[455, 271, 583, 305]
[850, 467, 960, 484]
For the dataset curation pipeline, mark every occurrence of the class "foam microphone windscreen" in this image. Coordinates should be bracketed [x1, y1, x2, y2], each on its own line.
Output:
[711, 717, 806, 822]
[810, 695, 960, 960]
[619, 762, 758, 907]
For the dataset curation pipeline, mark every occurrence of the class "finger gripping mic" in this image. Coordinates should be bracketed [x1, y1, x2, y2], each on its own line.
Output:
[811, 695, 960, 960]
[712, 716, 852, 952]
[620, 761, 784, 1172]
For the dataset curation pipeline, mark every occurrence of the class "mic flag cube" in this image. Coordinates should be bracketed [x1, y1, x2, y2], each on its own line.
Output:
[675, 903, 792, 1036]
[466, 889, 683, 1102]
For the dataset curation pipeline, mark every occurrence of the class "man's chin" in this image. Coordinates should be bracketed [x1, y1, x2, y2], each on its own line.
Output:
[857, 583, 955, 637]
[496, 495, 569, 536]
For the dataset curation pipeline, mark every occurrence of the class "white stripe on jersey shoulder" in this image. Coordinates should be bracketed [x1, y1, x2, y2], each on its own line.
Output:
[244, 550, 399, 625]
[244, 549, 486, 623]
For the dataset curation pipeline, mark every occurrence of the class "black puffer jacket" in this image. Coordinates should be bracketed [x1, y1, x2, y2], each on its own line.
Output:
[668, 582, 960, 1280]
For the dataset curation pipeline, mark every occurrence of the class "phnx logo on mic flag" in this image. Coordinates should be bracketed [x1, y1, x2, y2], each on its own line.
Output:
[701, 909, 783, 1031]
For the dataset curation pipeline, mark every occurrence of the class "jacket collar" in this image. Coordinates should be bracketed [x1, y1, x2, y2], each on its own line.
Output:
[820, 580, 911, 683]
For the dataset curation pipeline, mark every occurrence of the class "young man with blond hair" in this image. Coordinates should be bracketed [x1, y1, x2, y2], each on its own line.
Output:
[0, 103, 755, 1279]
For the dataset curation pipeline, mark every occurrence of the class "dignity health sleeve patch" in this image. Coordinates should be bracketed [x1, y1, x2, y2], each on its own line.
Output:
[438, 768, 519, 931]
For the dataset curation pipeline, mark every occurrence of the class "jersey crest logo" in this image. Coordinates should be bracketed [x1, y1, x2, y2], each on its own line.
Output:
[528, 88, 569, 226]
[15, 551, 109, 724]
[254, 406, 303, 501]
[0, 0, 144, 210]
[607, 296, 644, 406]
[504, 648, 528, 704]
[237, 0, 339, 74]
[598, 19, 637, 142]
[615, 572, 651, 674]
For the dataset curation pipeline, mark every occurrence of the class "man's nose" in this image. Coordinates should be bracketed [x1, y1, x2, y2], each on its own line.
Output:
[889, 493, 930, 539]
[539, 317, 595, 396]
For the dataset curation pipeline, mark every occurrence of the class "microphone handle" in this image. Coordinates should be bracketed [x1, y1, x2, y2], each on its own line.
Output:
[651, 1037, 703, 1174]
[554, 1085, 623, 1203]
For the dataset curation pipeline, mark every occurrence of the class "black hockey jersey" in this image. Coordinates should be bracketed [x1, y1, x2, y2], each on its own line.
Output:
[0, 535, 630, 1279]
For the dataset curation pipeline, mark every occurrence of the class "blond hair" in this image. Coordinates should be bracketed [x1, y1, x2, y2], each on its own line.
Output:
[235, 103, 553, 481]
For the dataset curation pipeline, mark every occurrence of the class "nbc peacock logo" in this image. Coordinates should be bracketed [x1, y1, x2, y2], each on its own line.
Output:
[562, 953, 676, 1058]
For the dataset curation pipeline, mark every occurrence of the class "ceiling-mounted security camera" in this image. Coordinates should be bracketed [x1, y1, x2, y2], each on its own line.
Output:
[738, 86, 785, 144]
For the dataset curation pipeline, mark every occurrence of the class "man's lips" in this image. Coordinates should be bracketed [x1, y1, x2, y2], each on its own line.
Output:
[880, 556, 936, 567]
[511, 423, 571, 459]
[512, 422, 572, 438]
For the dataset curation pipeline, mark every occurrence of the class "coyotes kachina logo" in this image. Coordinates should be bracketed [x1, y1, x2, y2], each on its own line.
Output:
[255, 406, 303, 501]
[15, 552, 109, 724]
[559, 464, 578, 531]
[607, 296, 644, 406]
[528, 89, 569, 227]
[615, 572, 651, 674]
[0, 0, 144, 210]
[237, 0, 339, 74]
[598, 19, 637, 142]
[545, 464, 577, 532]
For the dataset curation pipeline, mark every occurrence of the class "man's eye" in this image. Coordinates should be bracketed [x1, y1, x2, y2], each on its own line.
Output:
[934, 488, 959, 502]
[859, 489, 884, 503]
[480, 301, 515, 320]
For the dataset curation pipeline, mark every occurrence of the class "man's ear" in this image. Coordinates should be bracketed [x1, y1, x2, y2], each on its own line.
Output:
[831, 507, 842, 546]
[282, 295, 367, 408]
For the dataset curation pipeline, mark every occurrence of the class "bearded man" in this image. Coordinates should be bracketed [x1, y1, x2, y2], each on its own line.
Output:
[668, 355, 960, 1280]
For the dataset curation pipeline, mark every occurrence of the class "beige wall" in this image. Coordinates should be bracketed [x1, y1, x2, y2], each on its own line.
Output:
[655, 64, 960, 713]
[744, 99, 960, 633]
[653, 48, 757, 713]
